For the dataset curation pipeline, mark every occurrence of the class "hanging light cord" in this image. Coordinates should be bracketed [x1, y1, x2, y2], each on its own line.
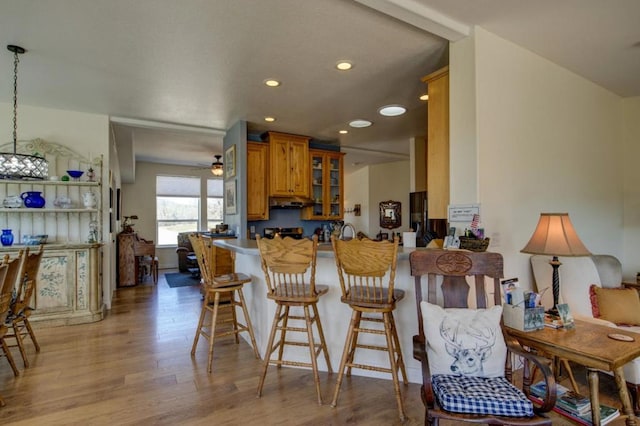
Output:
[12, 47, 19, 150]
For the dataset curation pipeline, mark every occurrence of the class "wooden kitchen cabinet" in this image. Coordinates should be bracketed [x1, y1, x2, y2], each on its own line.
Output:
[267, 132, 310, 197]
[247, 141, 269, 220]
[302, 149, 344, 220]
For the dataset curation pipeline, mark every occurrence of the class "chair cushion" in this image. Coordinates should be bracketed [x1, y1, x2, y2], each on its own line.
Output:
[590, 284, 640, 326]
[432, 374, 534, 417]
[421, 302, 506, 377]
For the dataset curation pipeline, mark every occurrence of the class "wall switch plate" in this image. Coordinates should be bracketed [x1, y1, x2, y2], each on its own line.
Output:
[250, 225, 256, 234]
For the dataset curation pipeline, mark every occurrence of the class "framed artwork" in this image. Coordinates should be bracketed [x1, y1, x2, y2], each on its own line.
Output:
[379, 200, 401, 229]
[225, 179, 237, 215]
[225, 145, 236, 178]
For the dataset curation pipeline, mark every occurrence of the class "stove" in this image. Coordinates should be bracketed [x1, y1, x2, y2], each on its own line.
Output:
[263, 227, 304, 239]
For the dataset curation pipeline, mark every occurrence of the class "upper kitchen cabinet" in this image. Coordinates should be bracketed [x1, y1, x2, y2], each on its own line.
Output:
[303, 150, 344, 220]
[422, 66, 449, 221]
[266, 132, 310, 197]
[247, 141, 269, 220]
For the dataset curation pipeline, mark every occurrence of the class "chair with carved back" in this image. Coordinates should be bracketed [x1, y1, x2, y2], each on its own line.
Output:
[0, 262, 20, 380]
[189, 233, 260, 374]
[255, 234, 333, 405]
[6, 245, 44, 368]
[410, 249, 557, 425]
[330, 236, 408, 421]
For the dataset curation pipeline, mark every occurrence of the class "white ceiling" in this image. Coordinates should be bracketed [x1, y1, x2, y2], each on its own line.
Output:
[1, 0, 639, 179]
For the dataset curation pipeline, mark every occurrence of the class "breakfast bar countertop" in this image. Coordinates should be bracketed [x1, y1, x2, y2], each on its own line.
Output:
[213, 238, 423, 259]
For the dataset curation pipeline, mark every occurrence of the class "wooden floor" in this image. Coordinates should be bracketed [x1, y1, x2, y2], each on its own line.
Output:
[0, 271, 632, 425]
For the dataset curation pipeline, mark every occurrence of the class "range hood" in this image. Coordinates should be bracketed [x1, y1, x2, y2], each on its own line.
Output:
[269, 196, 314, 209]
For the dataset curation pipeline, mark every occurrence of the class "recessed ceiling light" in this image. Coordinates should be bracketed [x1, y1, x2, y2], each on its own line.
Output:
[339, 130, 348, 134]
[378, 105, 407, 117]
[336, 61, 353, 71]
[349, 119, 372, 128]
[264, 79, 280, 87]
[419, 93, 429, 101]
[264, 117, 276, 122]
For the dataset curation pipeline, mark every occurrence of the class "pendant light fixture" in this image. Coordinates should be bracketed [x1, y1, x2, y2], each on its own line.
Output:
[0, 45, 48, 180]
[211, 154, 224, 176]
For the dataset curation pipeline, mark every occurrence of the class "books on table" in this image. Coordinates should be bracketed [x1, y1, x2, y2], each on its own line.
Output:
[529, 381, 620, 425]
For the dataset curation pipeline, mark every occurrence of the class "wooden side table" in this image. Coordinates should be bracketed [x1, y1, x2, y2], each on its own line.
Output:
[505, 320, 640, 426]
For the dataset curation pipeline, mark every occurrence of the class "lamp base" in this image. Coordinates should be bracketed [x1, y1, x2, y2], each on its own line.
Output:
[545, 306, 560, 318]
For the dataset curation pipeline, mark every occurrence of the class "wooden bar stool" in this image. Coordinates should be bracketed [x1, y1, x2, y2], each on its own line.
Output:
[255, 235, 333, 405]
[330, 236, 408, 421]
[189, 234, 260, 373]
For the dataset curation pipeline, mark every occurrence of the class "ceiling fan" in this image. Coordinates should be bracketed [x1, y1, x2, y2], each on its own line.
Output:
[190, 154, 224, 176]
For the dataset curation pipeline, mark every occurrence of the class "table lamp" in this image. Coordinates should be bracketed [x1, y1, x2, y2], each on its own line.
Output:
[521, 213, 591, 315]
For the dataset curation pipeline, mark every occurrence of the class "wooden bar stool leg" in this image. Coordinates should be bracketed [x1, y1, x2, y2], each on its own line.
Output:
[229, 290, 240, 344]
[389, 313, 408, 384]
[258, 303, 283, 398]
[2, 339, 19, 376]
[277, 305, 290, 367]
[311, 303, 332, 373]
[304, 305, 323, 405]
[384, 311, 406, 421]
[191, 295, 208, 356]
[331, 309, 358, 408]
[207, 292, 221, 374]
[237, 288, 260, 359]
[346, 311, 362, 377]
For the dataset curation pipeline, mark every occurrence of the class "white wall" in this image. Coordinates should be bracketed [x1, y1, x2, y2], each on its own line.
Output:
[450, 28, 625, 300]
[368, 160, 411, 238]
[344, 166, 370, 234]
[622, 96, 640, 278]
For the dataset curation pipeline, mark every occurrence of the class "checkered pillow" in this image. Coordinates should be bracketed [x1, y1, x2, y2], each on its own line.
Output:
[432, 374, 534, 417]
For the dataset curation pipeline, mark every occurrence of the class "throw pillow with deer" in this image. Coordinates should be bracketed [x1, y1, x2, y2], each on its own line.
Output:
[421, 302, 507, 378]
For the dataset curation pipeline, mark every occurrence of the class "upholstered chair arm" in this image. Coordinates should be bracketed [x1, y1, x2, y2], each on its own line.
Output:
[176, 247, 190, 254]
[505, 336, 557, 414]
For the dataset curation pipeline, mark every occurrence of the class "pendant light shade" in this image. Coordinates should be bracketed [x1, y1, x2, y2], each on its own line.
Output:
[211, 154, 224, 176]
[0, 45, 48, 180]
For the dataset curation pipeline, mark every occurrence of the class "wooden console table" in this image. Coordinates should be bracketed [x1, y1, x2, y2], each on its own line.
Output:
[505, 320, 640, 426]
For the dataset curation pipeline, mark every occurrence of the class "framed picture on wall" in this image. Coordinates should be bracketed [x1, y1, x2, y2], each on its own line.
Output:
[225, 145, 236, 178]
[225, 180, 237, 215]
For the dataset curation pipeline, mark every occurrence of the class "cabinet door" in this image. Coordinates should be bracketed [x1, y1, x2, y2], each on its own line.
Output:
[269, 137, 291, 196]
[247, 142, 269, 220]
[288, 139, 310, 197]
[327, 153, 343, 219]
[303, 150, 344, 220]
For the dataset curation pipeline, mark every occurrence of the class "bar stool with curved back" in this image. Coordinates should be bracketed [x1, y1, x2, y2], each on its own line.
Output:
[330, 236, 408, 421]
[189, 233, 260, 373]
[410, 249, 557, 425]
[6, 245, 44, 368]
[255, 234, 333, 405]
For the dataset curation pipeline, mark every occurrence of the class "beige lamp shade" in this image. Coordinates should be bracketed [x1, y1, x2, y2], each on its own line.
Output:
[521, 213, 591, 256]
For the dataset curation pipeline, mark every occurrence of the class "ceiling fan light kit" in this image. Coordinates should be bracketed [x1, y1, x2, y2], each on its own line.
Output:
[211, 154, 224, 176]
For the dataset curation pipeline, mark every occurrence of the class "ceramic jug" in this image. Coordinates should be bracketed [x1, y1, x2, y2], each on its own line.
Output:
[82, 191, 97, 209]
[0, 229, 14, 246]
[54, 195, 72, 209]
[21, 191, 46, 208]
[3, 195, 22, 208]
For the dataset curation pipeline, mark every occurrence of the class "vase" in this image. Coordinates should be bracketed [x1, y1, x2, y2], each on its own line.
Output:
[20, 191, 46, 208]
[1, 229, 14, 246]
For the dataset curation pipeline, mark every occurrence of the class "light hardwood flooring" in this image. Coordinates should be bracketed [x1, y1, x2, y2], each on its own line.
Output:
[0, 271, 632, 425]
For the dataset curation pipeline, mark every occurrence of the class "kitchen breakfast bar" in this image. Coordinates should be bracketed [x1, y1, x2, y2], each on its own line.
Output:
[214, 238, 429, 384]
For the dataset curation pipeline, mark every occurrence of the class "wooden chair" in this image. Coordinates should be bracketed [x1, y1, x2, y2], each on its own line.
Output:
[1, 250, 24, 296]
[330, 236, 408, 421]
[0, 263, 19, 379]
[189, 233, 260, 374]
[410, 249, 557, 426]
[255, 235, 333, 405]
[6, 245, 44, 368]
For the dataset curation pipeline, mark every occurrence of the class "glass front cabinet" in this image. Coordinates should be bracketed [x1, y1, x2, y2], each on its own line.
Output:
[302, 150, 344, 220]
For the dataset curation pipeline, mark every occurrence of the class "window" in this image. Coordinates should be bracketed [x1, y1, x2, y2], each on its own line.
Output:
[207, 179, 224, 230]
[156, 176, 200, 246]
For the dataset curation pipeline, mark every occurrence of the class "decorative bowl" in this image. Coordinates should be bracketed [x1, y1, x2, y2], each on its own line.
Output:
[66, 170, 84, 179]
[22, 234, 48, 245]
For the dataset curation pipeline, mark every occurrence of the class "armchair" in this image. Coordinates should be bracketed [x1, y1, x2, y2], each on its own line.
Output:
[531, 253, 640, 414]
[411, 250, 556, 425]
[176, 232, 199, 274]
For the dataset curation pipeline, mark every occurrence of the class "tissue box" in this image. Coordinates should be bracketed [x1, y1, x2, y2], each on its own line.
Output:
[502, 305, 544, 331]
